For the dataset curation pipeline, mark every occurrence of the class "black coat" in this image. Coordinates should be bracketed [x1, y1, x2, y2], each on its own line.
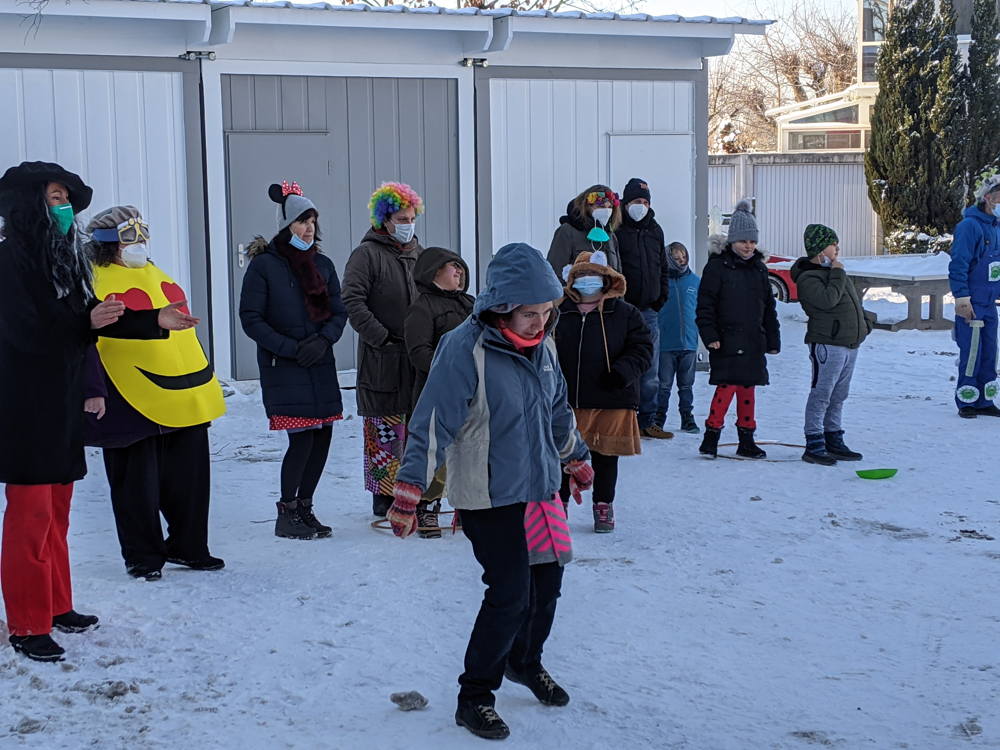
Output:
[0, 236, 165, 484]
[403, 247, 474, 412]
[696, 248, 780, 387]
[555, 297, 653, 410]
[239, 241, 349, 419]
[615, 208, 669, 311]
[342, 229, 424, 418]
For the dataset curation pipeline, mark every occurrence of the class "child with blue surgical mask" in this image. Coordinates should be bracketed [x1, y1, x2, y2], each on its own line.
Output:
[554, 251, 653, 533]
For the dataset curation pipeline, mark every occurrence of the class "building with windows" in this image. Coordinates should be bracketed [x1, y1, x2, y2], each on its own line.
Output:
[767, 0, 980, 153]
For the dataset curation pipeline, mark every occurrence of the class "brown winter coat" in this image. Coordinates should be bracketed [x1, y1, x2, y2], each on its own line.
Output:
[342, 228, 424, 417]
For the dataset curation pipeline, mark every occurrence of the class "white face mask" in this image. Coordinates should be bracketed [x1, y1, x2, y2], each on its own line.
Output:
[391, 222, 415, 245]
[627, 203, 648, 222]
[592, 207, 613, 227]
[121, 243, 148, 268]
[993, 204, 1000, 219]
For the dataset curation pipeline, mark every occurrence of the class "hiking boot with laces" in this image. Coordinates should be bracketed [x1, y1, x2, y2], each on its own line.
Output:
[641, 425, 674, 439]
[416, 500, 442, 539]
[296, 498, 332, 538]
[52, 610, 100, 634]
[275, 500, 317, 540]
[10, 634, 65, 662]
[592, 502, 615, 533]
[455, 702, 510, 740]
[504, 664, 570, 707]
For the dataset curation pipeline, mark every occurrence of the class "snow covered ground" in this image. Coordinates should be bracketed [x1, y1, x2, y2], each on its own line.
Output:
[2, 297, 999, 749]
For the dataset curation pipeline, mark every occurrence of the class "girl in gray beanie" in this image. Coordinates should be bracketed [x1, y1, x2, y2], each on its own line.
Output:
[695, 199, 780, 459]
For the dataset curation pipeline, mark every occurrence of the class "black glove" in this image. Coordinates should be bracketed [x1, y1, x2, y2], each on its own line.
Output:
[599, 369, 626, 390]
[296, 334, 330, 368]
[651, 295, 667, 312]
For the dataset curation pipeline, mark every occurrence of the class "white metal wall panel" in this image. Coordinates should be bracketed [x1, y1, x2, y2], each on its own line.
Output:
[708, 165, 737, 216]
[754, 164, 877, 257]
[0, 68, 191, 291]
[490, 79, 694, 254]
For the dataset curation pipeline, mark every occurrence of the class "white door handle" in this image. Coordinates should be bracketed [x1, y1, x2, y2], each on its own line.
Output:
[237, 242, 247, 269]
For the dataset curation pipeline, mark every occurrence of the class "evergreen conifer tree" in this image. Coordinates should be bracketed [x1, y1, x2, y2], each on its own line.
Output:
[926, 0, 967, 230]
[966, 0, 1000, 198]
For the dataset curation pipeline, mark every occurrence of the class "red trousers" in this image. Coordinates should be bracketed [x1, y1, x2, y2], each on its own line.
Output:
[705, 385, 757, 430]
[1, 483, 74, 636]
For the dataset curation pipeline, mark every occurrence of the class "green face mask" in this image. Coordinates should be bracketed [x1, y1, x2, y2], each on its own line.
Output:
[49, 203, 75, 236]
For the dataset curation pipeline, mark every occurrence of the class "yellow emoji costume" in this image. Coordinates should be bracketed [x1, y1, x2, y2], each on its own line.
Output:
[93, 262, 225, 428]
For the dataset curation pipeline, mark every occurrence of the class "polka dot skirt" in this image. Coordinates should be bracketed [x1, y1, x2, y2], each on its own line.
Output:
[269, 414, 343, 432]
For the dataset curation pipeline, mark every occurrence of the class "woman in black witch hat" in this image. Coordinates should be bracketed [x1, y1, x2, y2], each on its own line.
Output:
[0, 161, 198, 663]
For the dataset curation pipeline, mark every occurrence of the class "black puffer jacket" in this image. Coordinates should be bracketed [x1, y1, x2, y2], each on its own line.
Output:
[696, 240, 780, 387]
[239, 239, 349, 419]
[555, 297, 653, 410]
[404, 247, 474, 412]
[342, 228, 424, 418]
[615, 208, 669, 311]
[0, 234, 165, 484]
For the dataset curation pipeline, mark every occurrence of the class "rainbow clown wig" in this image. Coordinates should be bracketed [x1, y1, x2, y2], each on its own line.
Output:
[368, 182, 424, 229]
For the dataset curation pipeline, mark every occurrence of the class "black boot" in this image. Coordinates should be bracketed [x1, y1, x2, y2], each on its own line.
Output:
[976, 405, 1000, 417]
[10, 634, 65, 662]
[824, 430, 862, 461]
[958, 406, 978, 418]
[126, 564, 162, 581]
[680, 413, 700, 434]
[275, 500, 317, 540]
[416, 500, 442, 539]
[296, 498, 332, 538]
[736, 426, 767, 459]
[802, 433, 838, 466]
[455, 702, 510, 740]
[52, 610, 100, 634]
[504, 664, 570, 706]
[166, 555, 226, 571]
[699, 426, 721, 458]
[372, 493, 393, 518]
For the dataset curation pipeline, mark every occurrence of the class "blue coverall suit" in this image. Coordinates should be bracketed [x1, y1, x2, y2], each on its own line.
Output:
[949, 205, 1000, 409]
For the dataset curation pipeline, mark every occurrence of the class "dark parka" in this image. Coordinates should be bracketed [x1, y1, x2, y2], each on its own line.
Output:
[0, 235, 165, 484]
[696, 239, 780, 386]
[790, 258, 872, 348]
[342, 228, 424, 417]
[239, 239, 349, 419]
[547, 201, 622, 276]
[615, 208, 669, 311]
[555, 297, 653, 411]
[403, 247, 474, 412]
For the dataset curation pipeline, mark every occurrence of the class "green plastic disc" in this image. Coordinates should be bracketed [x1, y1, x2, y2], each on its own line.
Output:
[855, 468, 898, 480]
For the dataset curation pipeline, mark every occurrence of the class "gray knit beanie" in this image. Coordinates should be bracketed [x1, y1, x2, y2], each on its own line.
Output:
[727, 199, 759, 244]
[268, 181, 317, 233]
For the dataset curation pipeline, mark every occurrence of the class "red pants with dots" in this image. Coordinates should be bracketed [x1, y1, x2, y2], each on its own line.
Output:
[1, 483, 74, 636]
[705, 385, 756, 430]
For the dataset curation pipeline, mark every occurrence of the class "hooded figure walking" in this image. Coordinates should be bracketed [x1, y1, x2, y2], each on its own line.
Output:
[386, 243, 593, 741]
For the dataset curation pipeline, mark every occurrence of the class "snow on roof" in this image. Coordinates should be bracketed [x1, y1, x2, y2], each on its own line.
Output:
[125, 0, 772, 27]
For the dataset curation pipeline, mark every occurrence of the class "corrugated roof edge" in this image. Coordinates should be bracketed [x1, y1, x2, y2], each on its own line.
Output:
[127, 0, 773, 25]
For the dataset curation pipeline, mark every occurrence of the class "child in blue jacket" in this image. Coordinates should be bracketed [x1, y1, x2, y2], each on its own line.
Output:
[656, 242, 700, 433]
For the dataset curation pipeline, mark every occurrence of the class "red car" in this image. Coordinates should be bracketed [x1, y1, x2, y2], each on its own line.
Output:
[765, 255, 798, 303]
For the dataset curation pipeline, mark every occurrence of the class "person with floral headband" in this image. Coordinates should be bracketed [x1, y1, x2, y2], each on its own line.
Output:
[342, 182, 425, 517]
[547, 184, 622, 277]
[950, 167, 1000, 418]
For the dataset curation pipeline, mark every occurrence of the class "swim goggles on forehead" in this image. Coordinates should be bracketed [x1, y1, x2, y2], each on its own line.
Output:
[585, 191, 620, 207]
[90, 217, 150, 246]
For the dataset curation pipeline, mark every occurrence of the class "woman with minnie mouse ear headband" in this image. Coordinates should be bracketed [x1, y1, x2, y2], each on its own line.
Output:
[546, 184, 623, 280]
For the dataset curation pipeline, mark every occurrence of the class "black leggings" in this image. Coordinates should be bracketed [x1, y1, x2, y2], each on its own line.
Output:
[559, 450, 619, 504]
[280, 426, 333, 501]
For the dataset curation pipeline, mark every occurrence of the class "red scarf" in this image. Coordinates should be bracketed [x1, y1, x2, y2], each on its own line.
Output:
[498, 323, 545, 352]
[276, 241, 331, 322]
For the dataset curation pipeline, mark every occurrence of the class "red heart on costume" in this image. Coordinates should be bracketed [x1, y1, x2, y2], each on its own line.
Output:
[114, 288, 154, 311]
[161, 282, 190, 314]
